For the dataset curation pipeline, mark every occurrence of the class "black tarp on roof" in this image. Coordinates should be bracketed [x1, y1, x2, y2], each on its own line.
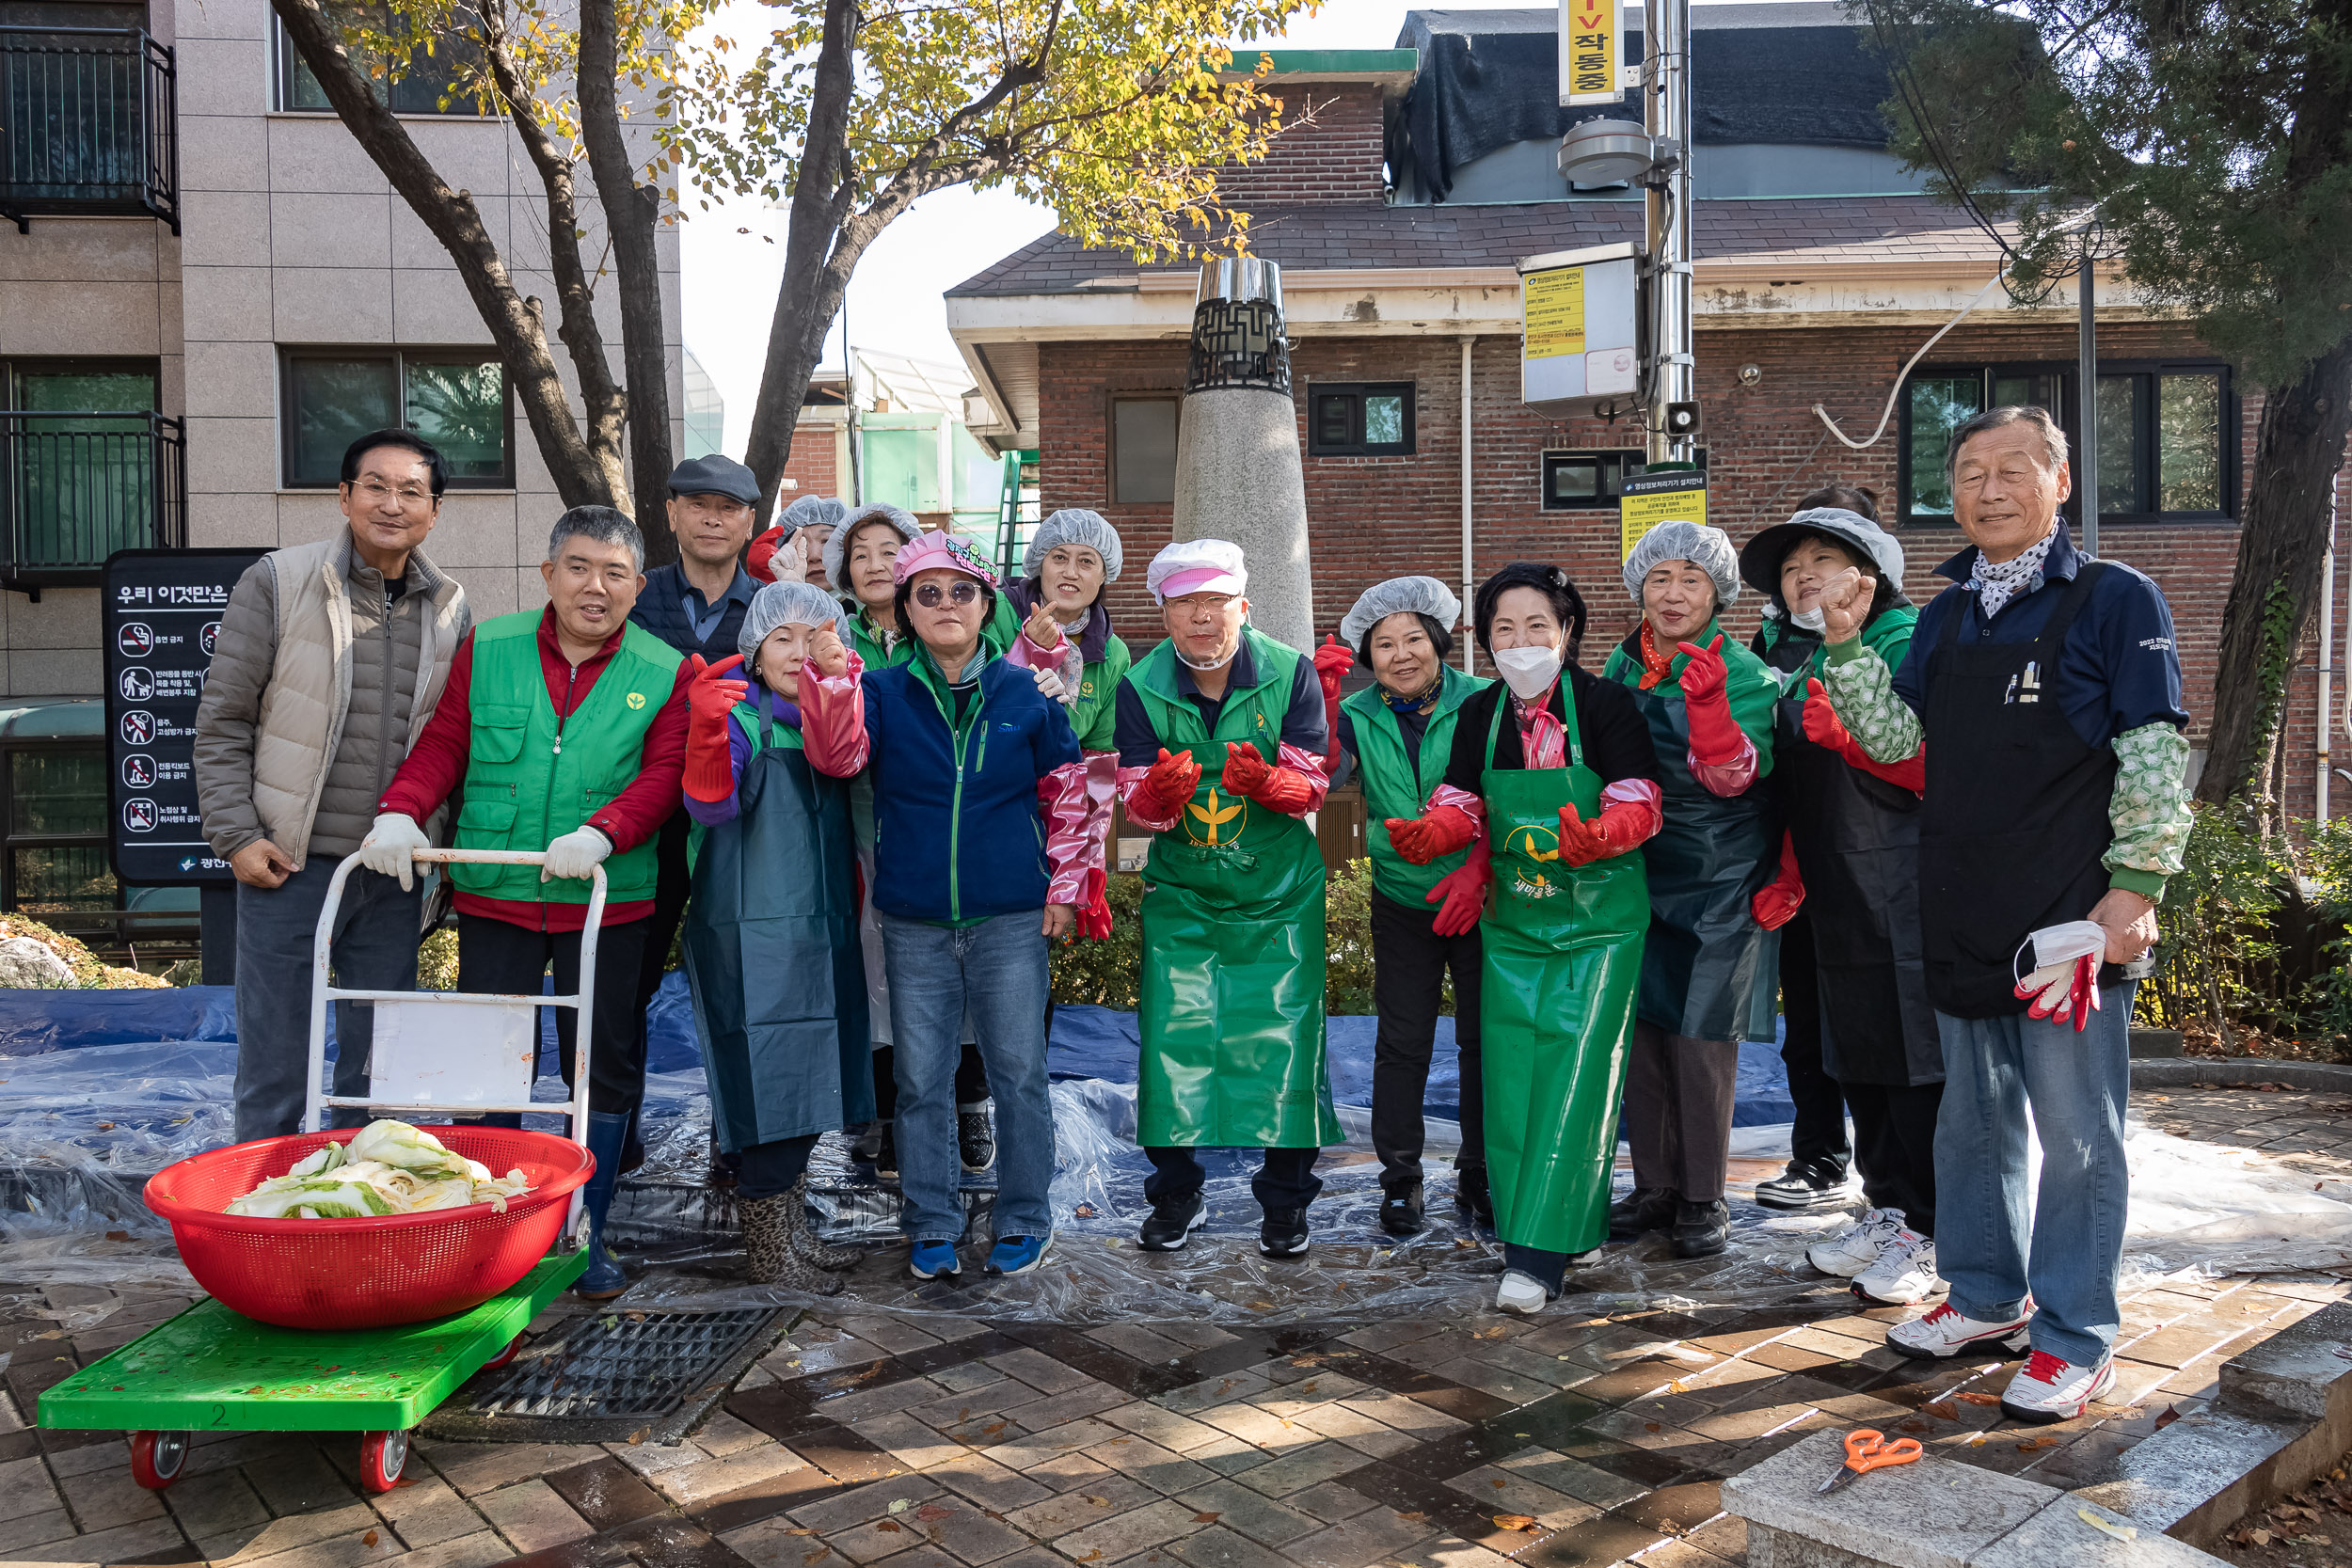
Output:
[1390, 7, 1894, 201]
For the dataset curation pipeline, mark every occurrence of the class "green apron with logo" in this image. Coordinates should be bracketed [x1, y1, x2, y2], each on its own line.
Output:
[1478, 695, 1649, 1255]
[1130, 630, 1342, 1149]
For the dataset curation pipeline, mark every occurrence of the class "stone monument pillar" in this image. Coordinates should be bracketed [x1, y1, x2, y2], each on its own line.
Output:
[1171, 257, 1315, 654]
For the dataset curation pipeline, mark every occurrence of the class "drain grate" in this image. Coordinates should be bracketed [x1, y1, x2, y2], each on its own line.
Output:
[423, 1307, 785, 1447]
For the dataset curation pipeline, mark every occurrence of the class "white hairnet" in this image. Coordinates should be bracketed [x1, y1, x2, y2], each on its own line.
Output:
[1622, 520, 1740, 608]
[739, 580, 849, 668]
[1146, 539, 1248, 603]
[1024, 509, 1124, 582]
[780, 494, 848, 535]
[823, 502, 922, 592]
[1339, 576, 1462, 650]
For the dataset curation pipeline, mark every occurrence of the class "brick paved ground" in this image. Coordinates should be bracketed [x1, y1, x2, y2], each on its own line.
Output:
[3, 1084, 2347, 1568]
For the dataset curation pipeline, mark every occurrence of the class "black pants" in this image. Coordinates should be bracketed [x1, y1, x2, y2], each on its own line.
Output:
[873, 1042, 988, 1118]
[1144, 1147, 1321, 1213]
[457, 912, 648, 1122]
[1624, 1020, 1740, 1202]
[1504, 1242, 1574, 1293]
[1368, 890, 1485, 1195]
[1843, 1080, 1942, 1236]
[739, 1133, 819, 1202]
[1777, 913, 1851, 1171]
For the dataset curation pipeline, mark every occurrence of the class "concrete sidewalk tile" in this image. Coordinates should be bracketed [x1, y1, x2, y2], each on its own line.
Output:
[1023, 1454, 1119, 1494]
[1619, 1481, 1719, 1538]
[988, 1351, 1097, 1400]
[1425, 1358, 1561, 1407]
[1191, 1406, 1315, 1455]
[840, 1319, 944, 1356]
[475, 1479, 594, 1555]
[927, 1453, 1053, 1513]
[1171, 1480, 1320, 1548]
[1156, 1374, 1275, 1418]
[700, 1414, 784, 1459]
[1280, 1506, 1440, 1568]
[1085, 1437, 1216, 1496]
[1333, 1392, 1465, 1438]
[544, 1457, 672, 1530]
[1184, 1438, 1266, 1479]
[990, 1422, 1127, 1474]
[1004, 1476, 1159, 1539]
[1466, 1345, 1602, 1391]
[1493, 1449, 1647, 1511]
[1008, 1387, 1132, 1433]
[941, 1418, 1032, 1452]
[1629, 1537, 1738, 1568]
[1337, 1323, 1444, 1355]
[932, 1364, 1015, 1398]
[652, 1447, 820, 1508]
[1248, 1375, 1366, 1418]
[975, 1548, 1068, 1568]
[1232, 1443, 1360, 1499]
[417, 1441, 610, 1498]
[1441, 1464, 1596, 1529]
[8, 1515, 193, 1565]
[0, 1453, 65, 1523]
[1167, 1524, 1295, 1568]
[1089, 1326, 1192, 1367]
[787, 1477, 946, 1536]
[199, 1503, 381, 1566]
[828, 1380, 952, 1428]
[162, 1467, 271, 1539]
[899, 1497, 1031, 1563]
[1052, 1497, 1214, 1562]
[1279, 1482, 1379, 1526]
[374, 1529, 515, 1568]
[1679, 1513, 1747, 1566]
[724, 1513, 849, 1568]
[612, 1441, 713, 1480]
[1099, 1406, 1228, 1458]
[367, 1477, 485, 1551]
[0, 1509, 76, 1553]
[58, 1464, 169, 1530]
[850, 1415, 970, 1472]
[48, 1438, 138, 1481]
[830, 1515, 933, 1564]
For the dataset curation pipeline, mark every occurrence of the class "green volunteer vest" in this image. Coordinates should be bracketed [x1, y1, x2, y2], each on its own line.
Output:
[452, 611, 684, 906]
[1341, 663, 1488, 905]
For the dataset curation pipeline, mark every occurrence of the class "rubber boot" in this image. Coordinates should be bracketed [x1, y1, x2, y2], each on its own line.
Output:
[787, 1177, 865, 1270]
[575, 1109, 632, 1299]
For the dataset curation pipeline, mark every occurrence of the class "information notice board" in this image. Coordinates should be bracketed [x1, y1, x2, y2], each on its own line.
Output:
[105, 547, 269, 887]
[1618, 470, 1708, 562]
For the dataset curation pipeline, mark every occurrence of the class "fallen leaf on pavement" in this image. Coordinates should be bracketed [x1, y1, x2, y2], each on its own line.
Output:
[2154, 1405, 2180, 1430]
[1954, 1392, 2001, 1406]
[1495, 1515, 1538, 1532]
[363, 1532, 379, 1547]
[1922, 1402, 1959, 1421]
[2078, 1510, 2137, 1543]
[1195, 1513, 1221, 1524]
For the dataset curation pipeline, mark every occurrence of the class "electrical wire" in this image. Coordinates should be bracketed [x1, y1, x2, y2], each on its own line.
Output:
[1810, 266, 2010, 449]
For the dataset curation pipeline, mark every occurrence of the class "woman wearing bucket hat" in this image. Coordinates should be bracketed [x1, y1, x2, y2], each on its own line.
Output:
[1331, 576, 1495, 1235]
[677, 580, 874, 1292]
[1382, 562, 1661, 1310]
[801, 531, 1094, 1280]
[1600, 519, 1783, 1260]
[1740, 488, 1943, 1305]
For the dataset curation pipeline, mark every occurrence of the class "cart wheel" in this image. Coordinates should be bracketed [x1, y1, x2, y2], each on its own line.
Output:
[358, 1430, 409, 1493]
[483, 1333, 524, 1370]
[128, 1430, 188, 1491]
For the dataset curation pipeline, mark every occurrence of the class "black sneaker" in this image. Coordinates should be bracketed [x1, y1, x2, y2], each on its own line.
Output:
[958, 1102, 996, 1173]
[850, 1121, 884, 1163]
[1260, 1207, 1311, 1258]
[1139, 1191, 1206, 1250]
[1672, 1198, 1731, 1259]
[1754, 1158, 1853, 1212]
[1454, 1163, 1495, 1226]
[873, 1121, 898, 1180]
[1379, 1183, 1425, 1237]
[1608, 1186, 1677, 1240]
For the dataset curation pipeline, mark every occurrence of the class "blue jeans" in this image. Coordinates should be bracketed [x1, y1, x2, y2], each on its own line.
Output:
[1932, 982, 2135, 1368]
[877, 911, 1057, 1243]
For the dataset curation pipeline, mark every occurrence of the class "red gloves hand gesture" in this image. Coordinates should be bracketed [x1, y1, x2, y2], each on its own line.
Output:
[1222, 742, 1315, 815]
[1130, 747, 1201, 823]
[1313, 635, 1354, 707]
[1077, 866, 1113, 942]
[684, 654, 750, 801]
[1750, 830, 1805, 930]
[1387, 805, 1478, 865]
[1676, 634, 1747, 768]
[1803, 677, 1926, 795]
[1556, 800, 1647, 867]
[1424, 832, 1492, 936]
[746, 526, 788, 584]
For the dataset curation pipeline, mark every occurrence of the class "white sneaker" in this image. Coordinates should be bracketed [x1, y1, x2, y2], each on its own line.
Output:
[1851, 1230, 1944, 1306]
[1496, 1271, 1551, 1315]
[2000, 1350, 2116, 1423]
[1806, 1208, 1904, 1278]
[1887, 1298, 2033, 1359]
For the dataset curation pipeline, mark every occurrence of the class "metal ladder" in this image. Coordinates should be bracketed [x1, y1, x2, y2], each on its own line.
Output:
[992, 449, 1041, 580]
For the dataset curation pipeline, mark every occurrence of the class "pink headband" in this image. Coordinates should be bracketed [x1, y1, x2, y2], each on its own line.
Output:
[1158, 565, 1244, 599]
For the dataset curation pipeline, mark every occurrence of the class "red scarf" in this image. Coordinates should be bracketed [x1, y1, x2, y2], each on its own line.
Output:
[1636, 622, 1678, 690]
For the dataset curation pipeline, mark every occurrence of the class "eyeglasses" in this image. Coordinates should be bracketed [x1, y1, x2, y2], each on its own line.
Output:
[914, 580, 981, 608]
[348, 479, 434, 508]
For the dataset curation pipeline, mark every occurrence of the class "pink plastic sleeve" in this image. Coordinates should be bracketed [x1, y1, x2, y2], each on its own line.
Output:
[799, 651, 870, 777]
[1686, 732, 1758, 798]
[1599, 777, 1665, 844]
[1272, 741, 1333, 816]
[1040, 760, 1100, 904]
[1426, 783, 1488, 831]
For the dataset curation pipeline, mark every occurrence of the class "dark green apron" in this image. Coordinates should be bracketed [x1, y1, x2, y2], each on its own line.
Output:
[1131, 631, 1342, 1148]
[1477, 697, 1649, 1255]
[682, 696, 874, 1151]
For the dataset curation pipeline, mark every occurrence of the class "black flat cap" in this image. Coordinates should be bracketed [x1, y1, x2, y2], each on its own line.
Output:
[667, 453, 760, 506]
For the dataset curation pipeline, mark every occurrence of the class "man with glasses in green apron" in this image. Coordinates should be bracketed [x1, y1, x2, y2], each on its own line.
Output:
[1388, 563, 1661, 1312]
[1115, 540, 1343, 1259]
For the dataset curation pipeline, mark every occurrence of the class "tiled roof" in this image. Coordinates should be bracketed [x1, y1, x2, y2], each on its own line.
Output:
[946, 196, 2006, 297]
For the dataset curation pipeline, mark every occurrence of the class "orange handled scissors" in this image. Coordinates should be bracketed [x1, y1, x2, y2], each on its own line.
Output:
[1817, 1429, 1923, 1493]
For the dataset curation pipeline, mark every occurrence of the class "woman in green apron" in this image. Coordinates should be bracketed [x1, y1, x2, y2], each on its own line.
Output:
[1387, 563, 1661, 1311]
[678, 580, 874, 1293]
[1115, 540, 1342, 1259]
[1598, 521, 1782, 1260]
[1332, 577, 1494, 1235]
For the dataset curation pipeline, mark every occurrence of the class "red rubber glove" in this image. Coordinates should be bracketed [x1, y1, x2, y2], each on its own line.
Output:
[1751, 830, 1805, 930]
[1386, 804, 1478, 865]
[1077, 866, 1112, 942]
[1221, 741, 1315, 816]
[1130, 747, 1201, 824]
[745, 526, 788, 584]
[2017, 952, 2102, 1032]
[1424, 832, 1492, 936]
[1676, 634, 1747, 768]
[1556, 799, 1649, 867]
[1803, 677, 1926, 795]
[684, 653, 749, 802]
[1313, 634, 1354, 772]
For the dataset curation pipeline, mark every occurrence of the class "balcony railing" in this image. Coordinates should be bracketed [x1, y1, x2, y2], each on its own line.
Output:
[0, 26, 179, 232]
[0, 411, 186, 593]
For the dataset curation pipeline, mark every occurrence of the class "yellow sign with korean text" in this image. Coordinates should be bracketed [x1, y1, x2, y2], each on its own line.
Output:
[1522, 266, 1586, 360]
[1619, 471, 1708, 561]
[1562, 0, 1621, 105]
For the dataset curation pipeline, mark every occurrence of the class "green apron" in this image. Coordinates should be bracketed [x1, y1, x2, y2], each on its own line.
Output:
[1477, 695, 1649, 1255]
[1131, 631, 1343, 1148]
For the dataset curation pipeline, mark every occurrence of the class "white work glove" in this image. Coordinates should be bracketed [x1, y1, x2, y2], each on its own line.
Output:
[358, 812, 430, 892]
[1030, 664, 1069, 703]
[2012, 921, 2105, 1033]
[542, 825, 612, 882]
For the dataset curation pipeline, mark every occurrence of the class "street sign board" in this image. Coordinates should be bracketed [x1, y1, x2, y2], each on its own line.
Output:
[104, 547, 269, 887]
[1560, 0, 1622, 103]
[1519, 244, 1640, 418]
[1619, 469, 1708, 561]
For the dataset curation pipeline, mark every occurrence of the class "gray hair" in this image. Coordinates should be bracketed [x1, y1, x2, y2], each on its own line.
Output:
[548, 505, 645, 573]
[1946, 404, 2070, 483]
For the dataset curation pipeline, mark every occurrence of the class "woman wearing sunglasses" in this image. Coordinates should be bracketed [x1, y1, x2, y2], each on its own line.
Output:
[801, 532, 1096, 1280]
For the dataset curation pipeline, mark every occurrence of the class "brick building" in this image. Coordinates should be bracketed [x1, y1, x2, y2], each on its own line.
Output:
[947, 6, 2351, 822]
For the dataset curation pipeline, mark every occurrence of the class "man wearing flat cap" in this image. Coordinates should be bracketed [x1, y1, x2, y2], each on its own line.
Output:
[626, 452, 767, 1179]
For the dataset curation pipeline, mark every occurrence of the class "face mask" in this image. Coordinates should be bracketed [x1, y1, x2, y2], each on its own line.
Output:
[1791, 604, 1827, 632]
[1492, 643, 1563, 702]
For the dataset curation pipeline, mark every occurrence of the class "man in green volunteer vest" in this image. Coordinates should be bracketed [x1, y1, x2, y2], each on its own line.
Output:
[365, 507, 691, 1299]
[1331, 577, 1495, 1237]
[1114, 540, 1343, 1259]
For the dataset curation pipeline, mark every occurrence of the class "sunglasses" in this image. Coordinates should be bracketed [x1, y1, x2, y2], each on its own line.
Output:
[914, 580, 982, 608]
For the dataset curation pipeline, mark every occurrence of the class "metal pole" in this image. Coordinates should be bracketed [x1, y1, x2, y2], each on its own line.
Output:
[2076, 250, 2099, 557]
[2322, 493, 2337, 820]
[1461, 336, 1476, 674]
[1644, 0, 1693, 465]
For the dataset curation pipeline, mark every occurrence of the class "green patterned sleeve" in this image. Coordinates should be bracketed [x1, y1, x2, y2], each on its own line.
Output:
[2104, 721, 2191, 899]
[1820, 640, 1924, 763]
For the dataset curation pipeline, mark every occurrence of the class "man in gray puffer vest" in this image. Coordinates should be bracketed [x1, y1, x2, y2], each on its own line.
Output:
[194, 429, 472, 1142]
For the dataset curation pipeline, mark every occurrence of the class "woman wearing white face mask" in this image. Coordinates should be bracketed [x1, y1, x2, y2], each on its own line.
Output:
[1385, 563, 1662, 1312]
